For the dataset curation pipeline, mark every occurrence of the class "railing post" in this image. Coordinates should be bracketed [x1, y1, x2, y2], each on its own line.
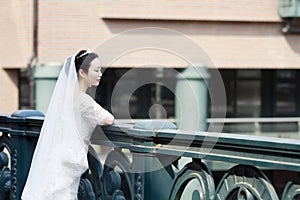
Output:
[254, 121, 260, 135]
[131, 120, 177, 200]
[8, 110, 43, 200]
[131, 151, 176, 200]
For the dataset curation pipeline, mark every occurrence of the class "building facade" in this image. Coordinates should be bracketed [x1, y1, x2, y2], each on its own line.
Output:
[1, 0, 300, 121]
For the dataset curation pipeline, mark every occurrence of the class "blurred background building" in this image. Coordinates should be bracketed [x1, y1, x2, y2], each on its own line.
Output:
[1, 0, 300, 135]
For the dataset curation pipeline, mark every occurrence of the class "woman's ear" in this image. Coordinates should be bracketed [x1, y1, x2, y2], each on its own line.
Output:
[78, 69, 86, 79]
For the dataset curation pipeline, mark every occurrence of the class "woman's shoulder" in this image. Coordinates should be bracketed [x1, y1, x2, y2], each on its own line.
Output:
[79, 92, 96, 107]
[79, 92, 94, 100]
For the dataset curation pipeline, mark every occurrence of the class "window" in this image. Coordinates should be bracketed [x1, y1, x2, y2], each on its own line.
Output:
[274, 70, 297, 116]
[214, 69, 261, 118]
[19, 68, 31, 109]
[96, 68, 177, 119]
[236, 70, 261, 117]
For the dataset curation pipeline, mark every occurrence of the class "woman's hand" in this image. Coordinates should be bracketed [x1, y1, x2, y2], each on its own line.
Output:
[103, 114, 114, 125]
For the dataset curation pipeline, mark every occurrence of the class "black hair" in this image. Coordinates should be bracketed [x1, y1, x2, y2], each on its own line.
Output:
[74, 50, 99, 74]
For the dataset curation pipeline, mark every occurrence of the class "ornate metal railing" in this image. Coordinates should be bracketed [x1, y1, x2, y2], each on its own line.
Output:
[0, 110, 300, 200]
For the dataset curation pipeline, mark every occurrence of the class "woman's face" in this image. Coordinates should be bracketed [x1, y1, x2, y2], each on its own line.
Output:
[84, 57, 102, 87]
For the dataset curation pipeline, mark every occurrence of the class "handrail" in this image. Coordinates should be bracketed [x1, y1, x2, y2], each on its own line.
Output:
[92, 123, 300, 172]
[207, 117, 300, 123]
[116, 118, 300, 136]
[116, 117, 300, 124]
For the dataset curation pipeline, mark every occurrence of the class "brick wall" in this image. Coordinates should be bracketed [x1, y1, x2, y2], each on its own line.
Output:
[0, 0, 32, 113]
[100, 0, 281, 22]
[38, 0, 109, 63]
[0, 0, 33, 68]
[1, 0, 300, 112]
[36, 0, 300, 69]
[0, 68, 19, 114]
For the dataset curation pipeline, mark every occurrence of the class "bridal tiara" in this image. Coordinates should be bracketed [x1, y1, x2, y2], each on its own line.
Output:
[77, 49, 93, 58]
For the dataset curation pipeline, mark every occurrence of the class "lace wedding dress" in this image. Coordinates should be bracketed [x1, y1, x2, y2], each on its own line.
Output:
[21, 56, 112, 200]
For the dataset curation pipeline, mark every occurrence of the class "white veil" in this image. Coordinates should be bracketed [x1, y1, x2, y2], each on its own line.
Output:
[22, 55, 87, 198]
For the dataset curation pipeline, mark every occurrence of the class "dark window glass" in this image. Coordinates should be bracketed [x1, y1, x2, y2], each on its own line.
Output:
[274, 70, 297, 116]
[236, 80, 261, 117]
[208, 69, 234, 117]
[19, 68, 30, 109]
[96, 68, 177, 119]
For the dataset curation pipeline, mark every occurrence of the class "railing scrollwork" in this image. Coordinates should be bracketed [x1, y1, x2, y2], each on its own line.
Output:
[169, 159, 215, 200]
[103, 148, 131, 200]
[0, 152, 10, 200]
[215, 165, 279, 200]
[282, 181, 300, 200]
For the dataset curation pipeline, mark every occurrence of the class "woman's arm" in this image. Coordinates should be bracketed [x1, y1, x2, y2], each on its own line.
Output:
[92, 101, 114, 126]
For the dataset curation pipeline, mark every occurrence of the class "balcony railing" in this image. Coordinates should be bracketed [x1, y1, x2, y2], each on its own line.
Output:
[0, 110, 300, 199]
[118, 117, 300, 137]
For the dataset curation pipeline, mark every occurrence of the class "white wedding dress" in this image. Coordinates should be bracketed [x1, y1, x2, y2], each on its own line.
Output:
[21, 56, 112, 200]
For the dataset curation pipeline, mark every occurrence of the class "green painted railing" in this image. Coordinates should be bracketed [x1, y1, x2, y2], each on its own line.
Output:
[0, 110, 300, 199]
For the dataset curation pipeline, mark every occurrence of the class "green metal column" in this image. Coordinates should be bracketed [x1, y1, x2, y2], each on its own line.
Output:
[279, 0, 300, 18]
[34, 63, 62, 114]
[175, 65, 210, 131]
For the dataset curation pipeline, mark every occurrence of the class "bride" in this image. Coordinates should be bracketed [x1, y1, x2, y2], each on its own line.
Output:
[22, 50, 114, 199]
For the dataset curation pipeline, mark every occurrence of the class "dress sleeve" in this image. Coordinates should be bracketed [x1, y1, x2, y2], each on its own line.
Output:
[80, 93, 112, 126]
[92, 100, 113, 126]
